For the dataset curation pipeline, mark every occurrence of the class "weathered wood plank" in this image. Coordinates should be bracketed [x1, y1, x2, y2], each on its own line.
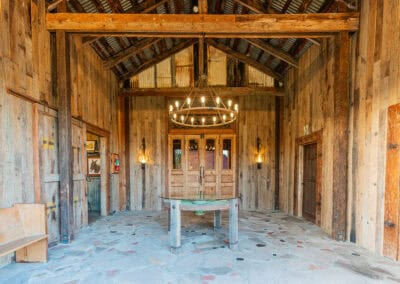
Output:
[46, 13, 360, 35]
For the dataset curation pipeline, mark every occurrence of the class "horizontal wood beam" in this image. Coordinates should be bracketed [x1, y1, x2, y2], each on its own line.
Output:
[46, 13, 359, 36]
[120, 86, 284, 97]
[245, 38, 299, 68]
[104, 38, 163, 68]
[121, 39, 196, 80]
[207, 39, 282, 80]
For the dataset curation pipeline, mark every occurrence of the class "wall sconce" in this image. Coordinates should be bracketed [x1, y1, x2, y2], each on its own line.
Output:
[256, 137, 264, 170]
[138, 137, 147, 169]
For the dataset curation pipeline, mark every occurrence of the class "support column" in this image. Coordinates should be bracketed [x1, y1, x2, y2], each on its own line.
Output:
[56, 2, 74, 243]
[332, 31, 350, 241]
[229, 198, 238, 249]
[170, 200, 181, 249]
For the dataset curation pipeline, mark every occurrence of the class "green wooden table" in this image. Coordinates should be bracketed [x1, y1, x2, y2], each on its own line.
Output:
[162, 195, 239, 250]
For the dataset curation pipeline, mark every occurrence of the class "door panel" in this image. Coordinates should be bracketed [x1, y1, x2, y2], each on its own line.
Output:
[302, 143, 317, 223]
[384, 104, 400, 260]
[186, 136, 201, 196]
[203, 136, 218, 196]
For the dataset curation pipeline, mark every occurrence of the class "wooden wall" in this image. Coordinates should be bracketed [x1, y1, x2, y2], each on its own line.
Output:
[281, 39, 335, 233]
[349, 0, 400, 255]
[0, 0, 122, 266]
[129, 97, 166, 210]
[238, 96, 276, 210]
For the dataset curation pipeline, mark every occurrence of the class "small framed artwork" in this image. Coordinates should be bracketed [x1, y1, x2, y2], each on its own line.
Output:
[88, 155, 101, 176]
[111, 153, 120, 174]
[86, 140, 96, 152]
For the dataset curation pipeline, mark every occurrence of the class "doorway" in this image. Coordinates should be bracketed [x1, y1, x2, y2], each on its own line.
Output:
[294, 130, 322, 226]
[167, 134, 236, 197]
[384, 103, 400, 260]
[302, 143, 317, 223]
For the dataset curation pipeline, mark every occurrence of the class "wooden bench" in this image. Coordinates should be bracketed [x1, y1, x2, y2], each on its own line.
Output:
[0, 204, 48, 262]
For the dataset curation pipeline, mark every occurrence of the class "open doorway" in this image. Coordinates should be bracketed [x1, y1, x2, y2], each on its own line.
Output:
[294, 130, 322, 226]
[86, 131, 110, 224]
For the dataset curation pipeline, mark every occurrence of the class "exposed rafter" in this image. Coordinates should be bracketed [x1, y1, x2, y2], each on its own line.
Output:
[121, 39, 197, 81]
[46, 13, 360, 36]
[244, 38, 299, 68]
[104, 38, 163, 68]
[206, 39, 283, 80]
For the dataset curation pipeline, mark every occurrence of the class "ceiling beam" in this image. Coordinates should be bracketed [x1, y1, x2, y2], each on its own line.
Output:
[206, 39, 282, 80]
[245, 38, 299, 68]
[104, 38, 163, 68]
[120, 86, 285, 97]
[46, 13, 359, 36]
[121, 39, 196, 81]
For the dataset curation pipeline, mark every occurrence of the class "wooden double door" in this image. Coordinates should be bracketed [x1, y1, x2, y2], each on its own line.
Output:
[168, 134, 236, 198]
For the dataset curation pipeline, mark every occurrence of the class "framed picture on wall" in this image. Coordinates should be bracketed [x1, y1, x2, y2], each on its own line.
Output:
[86, 140, 96, 152]
[88, 155, 101, 176]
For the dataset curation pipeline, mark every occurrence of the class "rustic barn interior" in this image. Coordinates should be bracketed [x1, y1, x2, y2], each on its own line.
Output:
[1, 0, 400, 282]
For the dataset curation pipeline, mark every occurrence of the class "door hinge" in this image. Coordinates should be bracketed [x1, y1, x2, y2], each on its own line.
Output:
[388, 143, 398, 150]
[384, 220, 396, 228]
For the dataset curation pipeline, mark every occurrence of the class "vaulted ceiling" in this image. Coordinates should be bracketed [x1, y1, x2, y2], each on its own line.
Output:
[53, 0, 352, 82]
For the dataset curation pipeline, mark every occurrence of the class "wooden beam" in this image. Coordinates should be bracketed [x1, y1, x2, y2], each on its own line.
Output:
[104, 38, 163, 68]
[245, 38, 299, 68]
[332, 31, 350, 241]
[55, 3, 74, 244]
[47, 0, 67, 12]
[120, 86, 284, 97]
[126, 0, 169, 13]
[121, 39, 196, 80]
[207, 39, 282, 80]
[198, 0, 208, 14]
[46, 13, 360, 36]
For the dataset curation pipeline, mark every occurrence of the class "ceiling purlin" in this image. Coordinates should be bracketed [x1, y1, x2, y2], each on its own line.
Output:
[68, 0, 85, 12]
[125, 0, 170, 13]
[121, 39, 197, 81]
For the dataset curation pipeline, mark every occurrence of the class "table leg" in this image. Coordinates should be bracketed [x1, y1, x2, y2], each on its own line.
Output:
[214, 210, 221, 230]
[229, 198, 238, 249]
[170, 200, 181, 249]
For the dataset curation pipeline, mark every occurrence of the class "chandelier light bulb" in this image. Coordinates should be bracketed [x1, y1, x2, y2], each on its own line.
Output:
[175, 101, 180, 108]
[216, 97, 220, 105]
[222, 114, 226, 121]
[169, 105, 173, 112]
[230, 112, 234, 118]
[187, 97, 191, 105]
[180, 115, 185, 122]
[190, 117, 195, 124]
[234, 103, 238, 112]
[228, 100, 232, 108]
[201, 96, 206, 105]
[201, 117, 206, 124]
[213, 116, 217, 124]
[173, 113, 177, 119]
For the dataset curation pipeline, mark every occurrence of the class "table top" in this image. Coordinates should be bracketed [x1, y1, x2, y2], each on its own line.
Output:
[161, 194, 237, 201]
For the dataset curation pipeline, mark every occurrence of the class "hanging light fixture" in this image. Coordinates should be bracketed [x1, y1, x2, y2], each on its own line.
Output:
[168, 37, 238, 128]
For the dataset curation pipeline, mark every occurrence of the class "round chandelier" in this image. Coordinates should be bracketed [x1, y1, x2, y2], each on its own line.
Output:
[168, 74, 239, 128]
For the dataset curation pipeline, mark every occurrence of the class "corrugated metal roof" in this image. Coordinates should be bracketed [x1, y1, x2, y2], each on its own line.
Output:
[67, 0, 336, 80]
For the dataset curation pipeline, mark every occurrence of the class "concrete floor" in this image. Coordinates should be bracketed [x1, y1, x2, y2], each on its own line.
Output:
[1, 210, 400, 284]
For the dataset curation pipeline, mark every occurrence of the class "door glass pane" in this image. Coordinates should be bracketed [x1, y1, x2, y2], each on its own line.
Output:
[188, 139, 199, 170]
[172, 139, 182, 170]
[205, 139, 215, 170]
[222, 139, 232, 170]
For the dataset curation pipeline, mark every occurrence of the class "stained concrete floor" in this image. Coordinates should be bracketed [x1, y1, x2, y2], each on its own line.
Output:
[1, 210, 400, 284]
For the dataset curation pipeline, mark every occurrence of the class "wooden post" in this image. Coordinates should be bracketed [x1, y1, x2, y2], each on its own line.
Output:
[214, 210, 221, 230]
[229, 198, 238, 249]
[56, 1, 74, 244]
[332, 31, 350, 241]
[170, 199, 181, 249]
